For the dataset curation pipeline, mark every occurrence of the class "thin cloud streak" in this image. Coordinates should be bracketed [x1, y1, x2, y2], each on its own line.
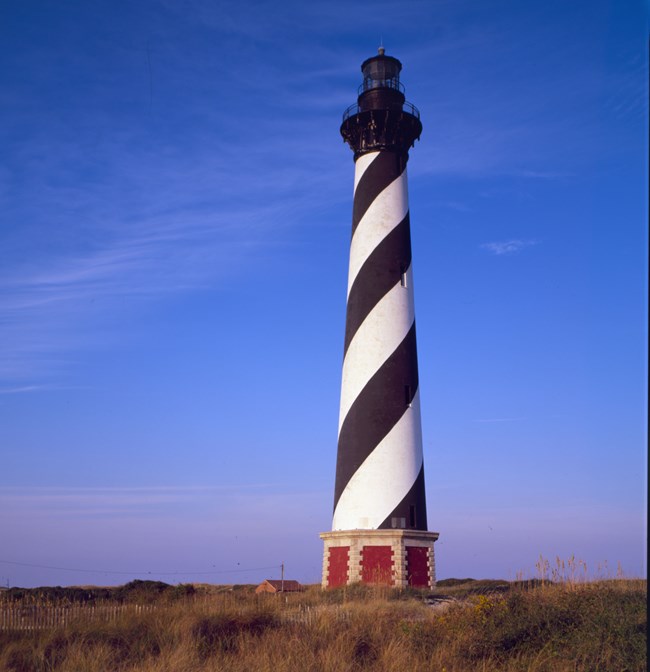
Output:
[0, 484, 288, 517]
[472, 417, 525, 423]
[0, 485, 329, 528]
[0, 484, 279, 494]
[0, 130, 346, 381]
[481, 240, 538, 256]
[517, 170, 575, 179]
[0, 386, 46, 395]
[0, 385, 92, 395]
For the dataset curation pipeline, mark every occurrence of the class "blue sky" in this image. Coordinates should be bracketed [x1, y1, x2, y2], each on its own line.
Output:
[1, 0, 647, 587]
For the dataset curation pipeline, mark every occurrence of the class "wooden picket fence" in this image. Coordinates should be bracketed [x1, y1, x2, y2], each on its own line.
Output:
[0, 598, 363, 631]
[0, 604, 156, 631]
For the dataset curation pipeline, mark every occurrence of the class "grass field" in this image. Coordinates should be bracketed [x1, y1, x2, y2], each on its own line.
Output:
[0, 576, 646, 671]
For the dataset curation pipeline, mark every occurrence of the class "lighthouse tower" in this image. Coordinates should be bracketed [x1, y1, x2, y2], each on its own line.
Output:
[320, 49, 439, 589]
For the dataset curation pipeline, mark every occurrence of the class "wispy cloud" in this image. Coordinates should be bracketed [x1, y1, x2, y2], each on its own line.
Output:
[0, 484, 282, 518]
[0, 110, 347, 382]
[516, 169, 575, 180]
[0, 385, 46, 395]
[434, 200, 473, 212]
[0, 8, 361, 383]
[472, 417, 525, 423]
[481, 239, 538, 256]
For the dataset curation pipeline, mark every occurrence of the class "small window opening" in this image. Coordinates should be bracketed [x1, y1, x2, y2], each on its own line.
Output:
[391, 517, 406, 529]
[405, 385, 412, 407]
[409, 505, 416, 528]
[400, 265, 407, 288]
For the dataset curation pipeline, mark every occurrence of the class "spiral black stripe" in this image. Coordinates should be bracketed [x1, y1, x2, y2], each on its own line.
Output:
[352, 151, 405, 236]
[334, 323, 419, 511]
[343, 213, 412, 356]
[378, 464, 428, 530]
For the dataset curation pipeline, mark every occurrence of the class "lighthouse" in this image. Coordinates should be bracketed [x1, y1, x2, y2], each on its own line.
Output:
[320, 49, 439, 589]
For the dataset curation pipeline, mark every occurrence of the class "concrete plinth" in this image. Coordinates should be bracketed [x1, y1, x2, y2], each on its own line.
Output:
[320, 529, 439, 590]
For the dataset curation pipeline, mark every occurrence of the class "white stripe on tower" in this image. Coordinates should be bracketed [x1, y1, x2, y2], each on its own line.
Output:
[347, 160, 409, 296]
[332, 147, 427, 532]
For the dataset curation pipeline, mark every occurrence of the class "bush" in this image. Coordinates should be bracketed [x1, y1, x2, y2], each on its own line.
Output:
[193, 612, 278, 658]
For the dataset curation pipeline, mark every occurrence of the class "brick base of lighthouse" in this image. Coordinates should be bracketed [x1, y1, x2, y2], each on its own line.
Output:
[320, 530, 439, 589]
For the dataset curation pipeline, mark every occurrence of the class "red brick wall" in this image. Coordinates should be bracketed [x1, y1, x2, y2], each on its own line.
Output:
[327, 546, 349, 588]
[360, 545, 393, 585]
[406, 546, 429, 587]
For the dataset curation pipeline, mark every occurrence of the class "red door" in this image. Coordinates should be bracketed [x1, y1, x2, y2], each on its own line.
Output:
[360, 546, 393, 585]
[406, 546, 429, 587]
[328, 546, 349, 588]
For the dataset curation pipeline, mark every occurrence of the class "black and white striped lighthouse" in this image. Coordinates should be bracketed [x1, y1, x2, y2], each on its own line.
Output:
[321, 49, 439, 589]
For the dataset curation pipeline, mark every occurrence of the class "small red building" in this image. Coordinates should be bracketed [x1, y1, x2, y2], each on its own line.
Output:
[255, 579, 303, 594]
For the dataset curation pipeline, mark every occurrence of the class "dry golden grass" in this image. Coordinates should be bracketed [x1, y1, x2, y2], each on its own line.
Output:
[0, 577, 646, 672]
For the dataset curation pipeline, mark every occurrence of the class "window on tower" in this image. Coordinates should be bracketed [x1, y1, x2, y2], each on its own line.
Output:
[409, 505, 416, 528]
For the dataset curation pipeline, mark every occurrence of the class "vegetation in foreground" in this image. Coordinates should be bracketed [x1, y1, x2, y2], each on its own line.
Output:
[0, 577, 646, 672]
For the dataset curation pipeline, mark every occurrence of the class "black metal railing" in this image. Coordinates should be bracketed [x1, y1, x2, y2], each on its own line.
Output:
[358, 78, 405, 95]
[342, 100, 420, 122]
